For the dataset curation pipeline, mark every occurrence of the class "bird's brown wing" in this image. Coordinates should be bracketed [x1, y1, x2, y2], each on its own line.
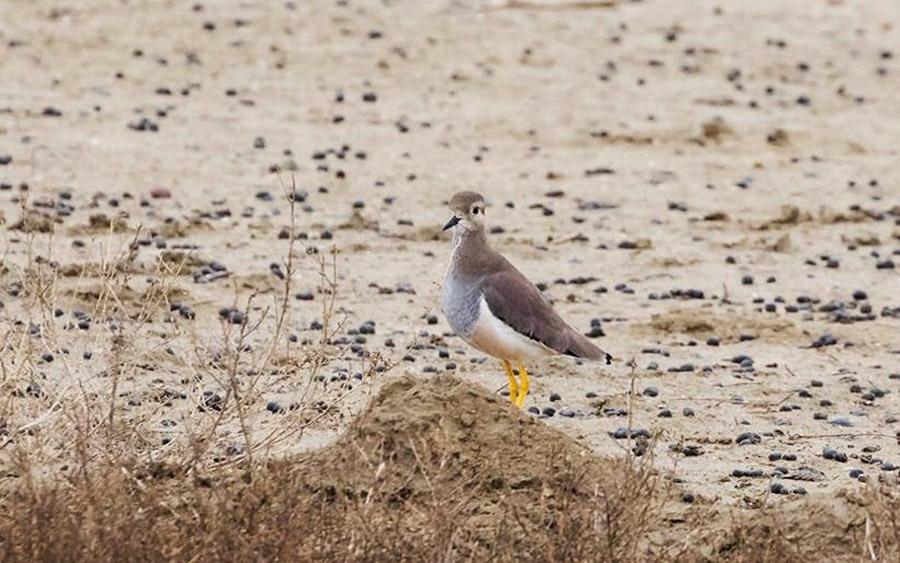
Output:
[481, 269, 612, 364]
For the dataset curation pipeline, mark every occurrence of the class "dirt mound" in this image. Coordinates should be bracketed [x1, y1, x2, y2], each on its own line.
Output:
[302, 374, 597, 492]
[642, 308, 799, 344]
[687, 491, 900, 562]
[292, 374, 666, 559]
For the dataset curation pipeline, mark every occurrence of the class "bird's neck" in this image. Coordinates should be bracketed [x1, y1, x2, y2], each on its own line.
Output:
[452, 226, 487, 248]
[449, 228, 489, 277]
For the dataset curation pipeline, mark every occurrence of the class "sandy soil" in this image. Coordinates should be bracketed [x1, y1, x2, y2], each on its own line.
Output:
[2, 0, 900, 509]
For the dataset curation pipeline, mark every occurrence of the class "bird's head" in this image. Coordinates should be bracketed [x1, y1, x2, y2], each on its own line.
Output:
[443, 191, 486, 233]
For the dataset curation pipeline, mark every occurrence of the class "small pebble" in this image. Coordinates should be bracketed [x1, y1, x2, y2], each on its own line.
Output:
[770, 482, 788, 495]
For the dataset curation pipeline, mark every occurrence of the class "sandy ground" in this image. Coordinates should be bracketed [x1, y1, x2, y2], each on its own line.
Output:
[2, 0, 900, 507]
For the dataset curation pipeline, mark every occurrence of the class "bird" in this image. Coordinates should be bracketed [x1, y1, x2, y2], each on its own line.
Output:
[440, 191, 612, 408]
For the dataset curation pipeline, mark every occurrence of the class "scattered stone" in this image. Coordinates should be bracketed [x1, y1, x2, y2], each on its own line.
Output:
[770, 482, 789, 495]
[611, 428, 650, 439]
[736, 432, 761, 445]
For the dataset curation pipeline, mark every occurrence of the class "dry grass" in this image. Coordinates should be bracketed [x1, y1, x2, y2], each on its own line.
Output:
[0, 370, 666, 561]
[1, 375, 899, 561]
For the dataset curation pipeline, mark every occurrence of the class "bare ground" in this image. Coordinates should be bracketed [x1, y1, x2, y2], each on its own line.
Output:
[1, 0, 900, 559]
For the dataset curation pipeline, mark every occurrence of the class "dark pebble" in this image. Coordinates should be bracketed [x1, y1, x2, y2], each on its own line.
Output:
[830, 416, 853, 427]
[585, 325, 605, 338]
[736, 432, 761, 445]
[128, 117, 159, 132]
[811, 334, 837, 348]
[612, 427, 650, 439]
[201, 391, 224, 412]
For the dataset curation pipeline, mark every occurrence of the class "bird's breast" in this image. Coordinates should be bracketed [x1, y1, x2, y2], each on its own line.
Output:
[441, 274, 482, 337]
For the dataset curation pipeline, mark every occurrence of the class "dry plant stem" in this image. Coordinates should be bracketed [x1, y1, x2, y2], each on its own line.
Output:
[271, 174, 298, 349]
[625, 357, 637, 462]
[317, 246, 342, 346]
[186, 179, 352, 472]
[224, 293, 263, 473]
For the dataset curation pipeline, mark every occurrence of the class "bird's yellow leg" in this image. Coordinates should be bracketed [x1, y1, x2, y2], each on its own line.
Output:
[516, 362, 530, 408]
[504, 360, 518, 404]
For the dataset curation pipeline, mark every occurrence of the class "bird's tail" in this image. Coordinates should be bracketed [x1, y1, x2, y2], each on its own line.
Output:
[561, 327, 612, 364]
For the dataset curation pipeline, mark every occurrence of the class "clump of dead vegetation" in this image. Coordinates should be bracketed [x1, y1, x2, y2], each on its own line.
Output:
[0, 180, 377, 503]
[0, 374, 669, 561]
[1, 372, 899, 561]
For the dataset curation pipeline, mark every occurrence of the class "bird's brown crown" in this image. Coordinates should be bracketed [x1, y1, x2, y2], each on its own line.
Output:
[448, 191, 485, 213]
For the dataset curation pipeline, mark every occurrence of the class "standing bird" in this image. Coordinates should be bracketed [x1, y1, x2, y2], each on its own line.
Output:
[441, 191, 612, 408]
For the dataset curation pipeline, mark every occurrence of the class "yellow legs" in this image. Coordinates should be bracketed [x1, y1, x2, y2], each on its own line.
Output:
[504, 360, 518, 405]
[503, 360, 531, 408]
[517, 362, 530, 408]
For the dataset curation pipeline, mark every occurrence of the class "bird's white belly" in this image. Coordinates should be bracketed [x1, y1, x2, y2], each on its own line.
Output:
[464, 298, 553, 361]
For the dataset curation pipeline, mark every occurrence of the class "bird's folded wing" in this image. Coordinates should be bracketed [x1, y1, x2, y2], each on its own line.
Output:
[481, 269, 611, 363]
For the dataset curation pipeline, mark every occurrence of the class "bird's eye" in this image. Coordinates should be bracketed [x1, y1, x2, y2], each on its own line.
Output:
[473, 206, 481, 215]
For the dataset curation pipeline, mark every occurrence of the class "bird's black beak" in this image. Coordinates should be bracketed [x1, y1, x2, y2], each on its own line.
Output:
[442, 215, 461, 231]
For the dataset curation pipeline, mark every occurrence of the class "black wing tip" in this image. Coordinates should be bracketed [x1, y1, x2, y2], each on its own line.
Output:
[605, 353, 612, 365]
